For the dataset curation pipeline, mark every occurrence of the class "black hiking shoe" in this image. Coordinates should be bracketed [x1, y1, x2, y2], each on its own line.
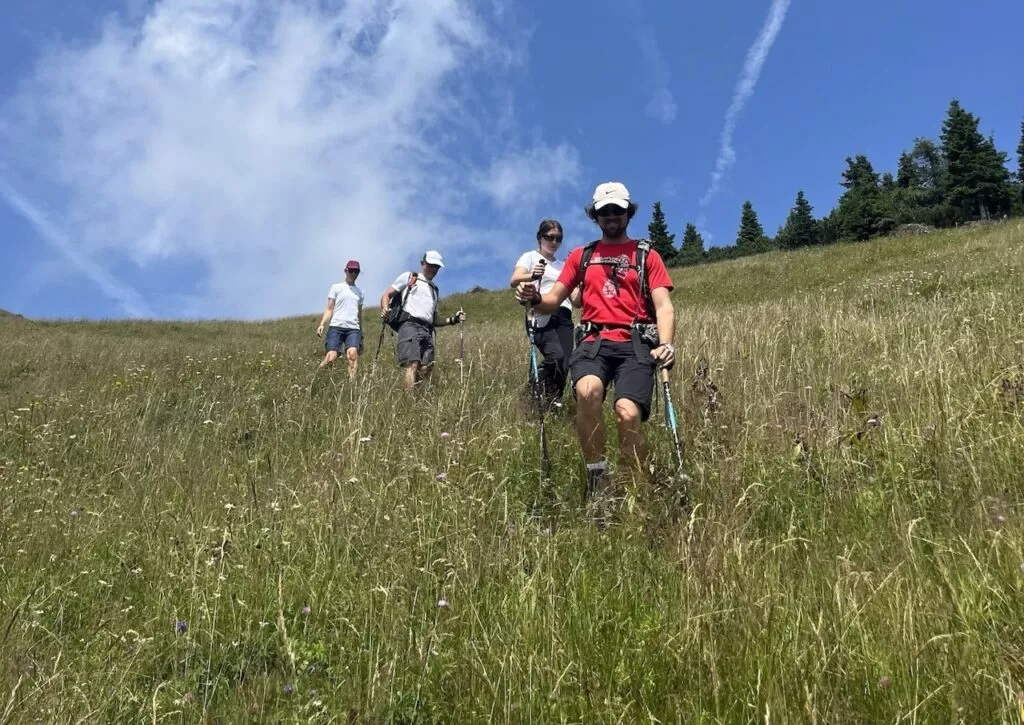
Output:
[584, 468, 615, 529]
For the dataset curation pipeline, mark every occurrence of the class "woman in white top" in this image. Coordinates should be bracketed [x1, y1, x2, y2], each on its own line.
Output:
[509, 219, 579, 408]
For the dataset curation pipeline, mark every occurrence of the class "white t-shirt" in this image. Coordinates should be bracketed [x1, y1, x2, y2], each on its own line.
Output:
[391, 272, 438, 323]
[327, 282, 364, 329]
[515, 250, 572, 327]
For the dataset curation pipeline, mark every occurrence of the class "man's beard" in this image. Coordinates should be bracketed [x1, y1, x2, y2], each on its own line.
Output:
[600, 218, 628, 240]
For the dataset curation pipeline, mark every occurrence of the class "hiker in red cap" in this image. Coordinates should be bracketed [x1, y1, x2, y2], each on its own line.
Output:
[316, 260, 365, 379]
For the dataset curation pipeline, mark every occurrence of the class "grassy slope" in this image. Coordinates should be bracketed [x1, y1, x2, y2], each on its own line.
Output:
[2, 222, 1023, 723]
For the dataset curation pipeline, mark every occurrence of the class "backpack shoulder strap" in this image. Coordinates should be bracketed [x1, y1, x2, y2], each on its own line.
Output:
[577, 241, 599, 295]
[633, 239, 656, 322]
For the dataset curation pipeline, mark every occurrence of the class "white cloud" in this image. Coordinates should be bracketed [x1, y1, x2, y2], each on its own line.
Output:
[636, 26, 677, 125]
[0, 0, 580, 319]
[475, 143, 580, 210]
[699, 0, 791, 209]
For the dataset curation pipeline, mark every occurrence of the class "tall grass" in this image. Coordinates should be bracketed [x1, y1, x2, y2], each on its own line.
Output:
[1, 222, 1023, 723]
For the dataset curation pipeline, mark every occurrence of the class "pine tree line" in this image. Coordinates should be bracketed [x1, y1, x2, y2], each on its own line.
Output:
[644, 99, 1024, 267]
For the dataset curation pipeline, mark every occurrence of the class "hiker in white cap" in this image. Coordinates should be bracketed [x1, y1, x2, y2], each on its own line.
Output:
[516, 182, 676, 512]
[509, 219, 581, 410]
[379, 250, 465, 391]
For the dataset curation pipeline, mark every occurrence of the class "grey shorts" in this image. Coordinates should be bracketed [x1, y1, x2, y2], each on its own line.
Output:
[396, 319, 435, 367]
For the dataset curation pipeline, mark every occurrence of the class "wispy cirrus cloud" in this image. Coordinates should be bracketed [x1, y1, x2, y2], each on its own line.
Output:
[699, 0, 792, 211]
[636, 26, 677, 125]
[0, 0, 580, 319]
[0, 174, 153, 318]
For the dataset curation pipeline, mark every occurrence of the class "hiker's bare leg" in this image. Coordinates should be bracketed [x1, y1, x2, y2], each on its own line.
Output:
[403, 363, 419, 390]
[575, 375, 606, 463]
[345, 348, 359, 379]
[614, 398, 647, 470]
[419, 362, 434, 386]
[319, 350, 339, 370]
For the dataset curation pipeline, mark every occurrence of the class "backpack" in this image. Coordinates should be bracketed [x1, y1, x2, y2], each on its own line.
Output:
[577, 238, 656, 324]
[385, 272, 438, 331]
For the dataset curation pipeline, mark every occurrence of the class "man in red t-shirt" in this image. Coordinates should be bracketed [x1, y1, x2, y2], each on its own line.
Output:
[516, 181, 676, 501]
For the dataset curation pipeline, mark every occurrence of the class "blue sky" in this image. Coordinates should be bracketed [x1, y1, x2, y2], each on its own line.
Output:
[1, 0, 1021, 320]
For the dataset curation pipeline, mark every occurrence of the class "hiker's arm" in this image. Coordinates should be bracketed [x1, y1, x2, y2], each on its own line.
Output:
[652, 287, 674, 345]
[530, 281, 570, 314]
[510, 265, 534, 287]
[650, 287, 676, 367]
[570, 287, 582, 309]
[316, 299, 334, 337]
[379, 287, 398, 316]
[434, 308, 465, 327]
[510, 262, 546, 286]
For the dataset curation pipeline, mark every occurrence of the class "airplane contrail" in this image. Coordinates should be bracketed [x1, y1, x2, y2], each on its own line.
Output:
[0, 175, 153, 318]
[700, 0, 792, 210]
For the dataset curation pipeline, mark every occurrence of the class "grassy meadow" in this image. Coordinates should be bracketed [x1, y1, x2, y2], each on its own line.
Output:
[2, 221, 1024, 723]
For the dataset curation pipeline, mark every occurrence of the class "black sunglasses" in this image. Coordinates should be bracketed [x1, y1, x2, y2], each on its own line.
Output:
[596, 206, 627, 218]
[540, 233, 563, 242]
[346, 268, 360, 274]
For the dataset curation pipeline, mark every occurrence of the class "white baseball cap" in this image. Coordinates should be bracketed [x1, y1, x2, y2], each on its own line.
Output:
[423, 250, 445, 267]
[591, 181, 633, 210]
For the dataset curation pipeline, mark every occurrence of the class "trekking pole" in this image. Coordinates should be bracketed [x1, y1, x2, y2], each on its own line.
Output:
[457, 308, 465, 362]
[374, 319, 386, 363]
[527, 307, 552, 485]
[659, 366, 691, 513]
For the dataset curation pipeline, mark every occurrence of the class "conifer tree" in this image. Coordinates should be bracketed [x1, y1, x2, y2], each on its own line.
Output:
[646, 201, 677, 263]
[1018, 121, 1024, 185]
[777, 191, 819, 249]
[940, 99, 1011, 220]
[835, 155, 883, 240]
[677, 223, 705, 266]
[735, 201, 769, 254]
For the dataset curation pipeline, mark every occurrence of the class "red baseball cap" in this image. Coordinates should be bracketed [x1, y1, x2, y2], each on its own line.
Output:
[345, 260, 360, 271]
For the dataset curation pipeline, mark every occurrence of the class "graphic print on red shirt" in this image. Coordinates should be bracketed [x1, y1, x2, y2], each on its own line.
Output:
[557, 239, 673, 342]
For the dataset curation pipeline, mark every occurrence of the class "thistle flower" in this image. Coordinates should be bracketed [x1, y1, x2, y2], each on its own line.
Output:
[175, 620, 188, 634]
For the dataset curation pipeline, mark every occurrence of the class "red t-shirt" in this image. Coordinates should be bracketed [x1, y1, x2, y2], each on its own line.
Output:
[557, 239, 673, 342]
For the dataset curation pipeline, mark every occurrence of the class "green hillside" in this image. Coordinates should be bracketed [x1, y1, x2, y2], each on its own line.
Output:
[2, 221, 1023, 722]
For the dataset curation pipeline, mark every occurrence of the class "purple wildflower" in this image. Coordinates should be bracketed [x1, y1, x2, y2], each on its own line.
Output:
[301, 605, 312, 617]
[283, 684, 295, 696]
[440, 432, 450, 440]
[436, 472, 447, 482]
[878, 676, 890, 690]
[175, 620, 188, 634]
